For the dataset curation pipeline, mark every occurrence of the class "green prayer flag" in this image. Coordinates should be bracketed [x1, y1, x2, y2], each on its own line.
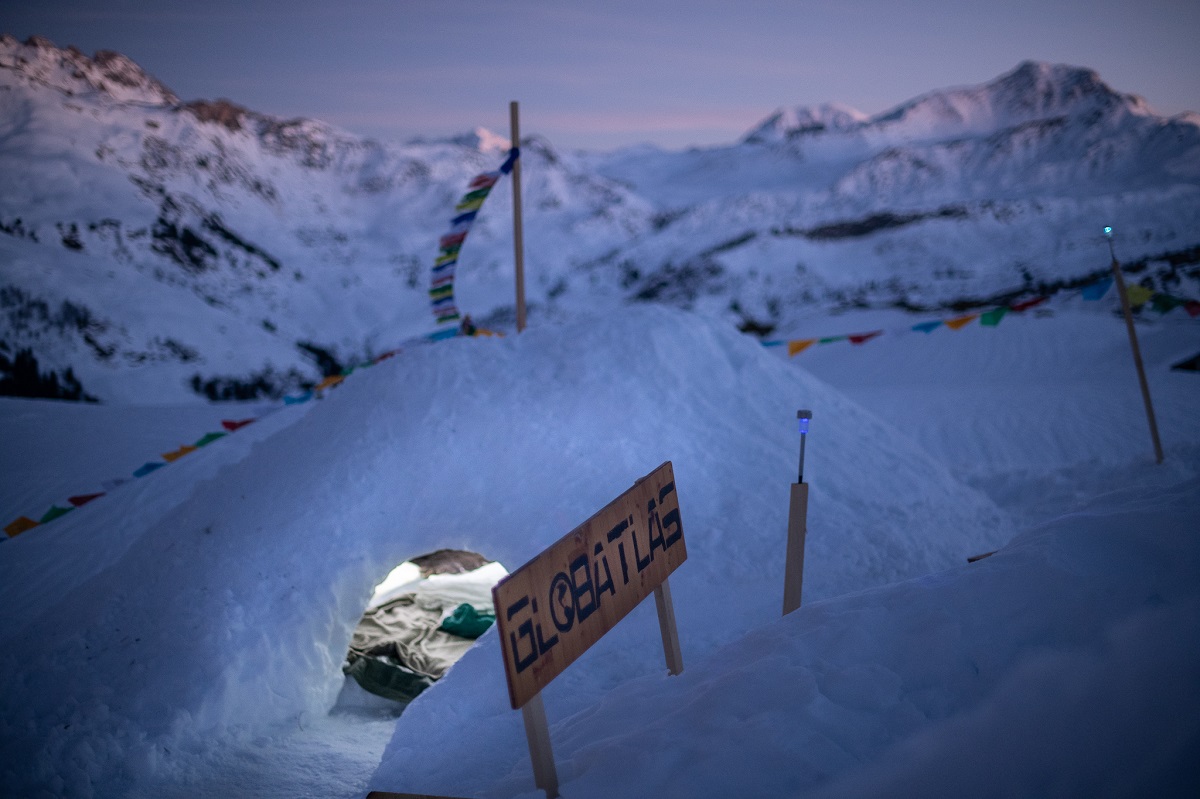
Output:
[980, 307, 1008, 326]
[39, 505, 74, 524]
[1151, 293, 1183, 313]
[195, 432, 226, 447]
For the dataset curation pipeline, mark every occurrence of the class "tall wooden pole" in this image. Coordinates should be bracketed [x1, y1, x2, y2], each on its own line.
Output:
[510, 101, 527, 333]
[1108, 234, 1164, 464]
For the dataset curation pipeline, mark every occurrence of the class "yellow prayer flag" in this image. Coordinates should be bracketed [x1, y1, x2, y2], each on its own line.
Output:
[788, 339, 816, 357]
[316, 374, 345, 392]
[162, 444, 198, 462]
[945, 314, 978, 330]
[1125, 284, 1154, 306]
[4, 516, 39, 537]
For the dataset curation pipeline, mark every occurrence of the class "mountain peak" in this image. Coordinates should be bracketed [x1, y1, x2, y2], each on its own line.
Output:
[987, 59, 1148, 118]
[868, 60, 1149, 137]
[743, 102, 868, 144]
[0, 33, 178, 106]
[442, 127, 513, 152]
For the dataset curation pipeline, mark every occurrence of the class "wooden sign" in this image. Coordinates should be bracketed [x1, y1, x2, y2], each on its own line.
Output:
[493, 461, 687, 710]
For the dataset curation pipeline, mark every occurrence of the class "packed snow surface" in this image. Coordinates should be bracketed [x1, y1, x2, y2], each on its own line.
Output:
[2, 300, 1198, 797]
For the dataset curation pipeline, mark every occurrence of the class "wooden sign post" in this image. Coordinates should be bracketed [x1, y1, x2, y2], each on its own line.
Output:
[493, 461, 687, 797]
[783, 410, 811, 616]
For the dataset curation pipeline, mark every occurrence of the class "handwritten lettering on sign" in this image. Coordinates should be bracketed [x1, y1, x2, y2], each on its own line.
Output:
[492, 461, 687, 709]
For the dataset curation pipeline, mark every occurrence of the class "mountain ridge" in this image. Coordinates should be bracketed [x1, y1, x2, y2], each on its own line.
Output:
[1, 34, 1197, 402]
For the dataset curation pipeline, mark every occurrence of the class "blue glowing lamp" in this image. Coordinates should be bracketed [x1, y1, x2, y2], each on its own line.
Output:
[1103, 225, 1118, 261]
[796, 410, 812, 483]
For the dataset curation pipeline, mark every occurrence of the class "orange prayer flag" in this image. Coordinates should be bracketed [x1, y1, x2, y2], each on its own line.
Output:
[315, 374, 345, 392]
[162, 444, 198, 462]
[945, 314, 978, 330]
[5, 516, 39, 537]
[787, 339, 816, 357]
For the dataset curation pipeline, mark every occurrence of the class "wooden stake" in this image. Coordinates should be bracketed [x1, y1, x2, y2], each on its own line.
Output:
[364, 787, 472, 791]
[510, 101, 527, 333]
[1110, 252, 1164, 464]
[782, 481, 808, 615]
[653, 577, 684, 675]
[521, 691, 559, 798]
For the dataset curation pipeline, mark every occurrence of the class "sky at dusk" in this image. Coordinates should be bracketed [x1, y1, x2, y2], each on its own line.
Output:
[3, 0, 1199, 151]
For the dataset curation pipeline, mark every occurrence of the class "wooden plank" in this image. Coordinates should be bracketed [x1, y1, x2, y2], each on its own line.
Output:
[522, 691, 559, 798]
[1109, 251, 1164, 464]
[782, 481, 808, 615]
[653, 577, 684, 675]
[367, 787, 470, 791]
[493, 461, 687, 709]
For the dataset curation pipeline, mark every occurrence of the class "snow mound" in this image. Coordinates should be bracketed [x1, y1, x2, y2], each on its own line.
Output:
[389, 475, 1198, 798]
[0, 306, 1011, 796]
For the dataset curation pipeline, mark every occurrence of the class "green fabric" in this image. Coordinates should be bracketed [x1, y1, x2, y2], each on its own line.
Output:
[1151, 293, 1182, 313]
[39, 505, 74, 523]
[439, 603, 495, 639]
[344, 655, 434, 704]
[980, 307, 1008, 326]
[195, 432, 226, 447]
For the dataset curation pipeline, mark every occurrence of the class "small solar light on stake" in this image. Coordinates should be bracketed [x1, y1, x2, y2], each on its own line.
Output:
[796, 410, 811, 482]
[1105, 226, 1164, 464]
[783, 410, 812, 615]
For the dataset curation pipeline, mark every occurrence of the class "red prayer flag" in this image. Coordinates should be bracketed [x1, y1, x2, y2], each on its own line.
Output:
[1186, 301, 1200, 318]
[1010, 297, 1047, 312]
[222, 419, 255, 431]
[68, 492, 105, 507]
[848, 330, 883, 345]
[468, 173, 500, 190]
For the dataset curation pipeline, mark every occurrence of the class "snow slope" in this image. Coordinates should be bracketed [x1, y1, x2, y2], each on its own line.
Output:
[2, 301, 1199, 797]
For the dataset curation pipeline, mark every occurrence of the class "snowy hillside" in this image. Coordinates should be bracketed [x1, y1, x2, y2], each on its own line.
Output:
[0, 34, 650, 402]
[586, 61, 1200, 330]
[2, 35, 1198, 402]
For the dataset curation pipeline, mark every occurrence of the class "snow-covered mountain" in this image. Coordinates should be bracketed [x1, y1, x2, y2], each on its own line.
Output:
[2, 35, 1198, 402]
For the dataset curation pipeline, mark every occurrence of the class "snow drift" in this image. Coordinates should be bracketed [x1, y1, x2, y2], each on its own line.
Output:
[0, 306, 1011, 796]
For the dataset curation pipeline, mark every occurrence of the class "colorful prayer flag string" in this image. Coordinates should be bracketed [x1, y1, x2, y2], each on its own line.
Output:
[2, 334, 430, 539]
[765, 275, 1198, 357]
[428, 147, 519, 327]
